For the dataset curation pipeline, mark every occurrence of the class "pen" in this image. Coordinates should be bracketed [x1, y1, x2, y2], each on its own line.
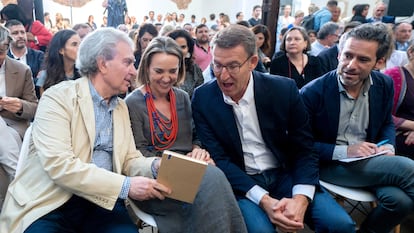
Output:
[376, 139, 389, 147]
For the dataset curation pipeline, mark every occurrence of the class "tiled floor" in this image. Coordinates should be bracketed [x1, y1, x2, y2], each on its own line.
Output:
[138, 201, 414, 233]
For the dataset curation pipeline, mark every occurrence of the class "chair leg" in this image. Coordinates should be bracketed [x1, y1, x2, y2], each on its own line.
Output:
[371, 202, 400, 233]
[394, 224, 400, 233]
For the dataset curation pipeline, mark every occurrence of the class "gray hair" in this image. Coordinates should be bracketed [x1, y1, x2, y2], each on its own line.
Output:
[212, 24, 257, 57]
[345, 23, 393, 61]
[317, 22, 340, 40]
[76, 27, 134, 77]
[0, 25, 11, 45]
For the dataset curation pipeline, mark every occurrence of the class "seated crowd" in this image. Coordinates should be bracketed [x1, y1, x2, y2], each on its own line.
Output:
[0, 1, 414, 233]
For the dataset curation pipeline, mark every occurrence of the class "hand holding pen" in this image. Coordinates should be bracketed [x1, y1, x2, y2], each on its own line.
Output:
[347, 140, 391, 158]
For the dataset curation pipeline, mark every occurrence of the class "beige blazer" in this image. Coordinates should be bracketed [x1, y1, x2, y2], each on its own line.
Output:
[0, 78, 155, 232]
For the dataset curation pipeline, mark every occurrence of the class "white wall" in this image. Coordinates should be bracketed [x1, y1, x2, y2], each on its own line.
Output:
[42, 0, 262, 27]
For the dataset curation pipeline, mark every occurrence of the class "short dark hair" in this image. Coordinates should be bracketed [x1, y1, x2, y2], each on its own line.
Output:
[4, 19, 23, 28]
[253, 5, 261, 11]
[345, 23, 392, 61]
[327, 1, 338, 7]
[0, 4, 30, 26]
[195, 24, 208, 33]
[236, 21, 251, 28]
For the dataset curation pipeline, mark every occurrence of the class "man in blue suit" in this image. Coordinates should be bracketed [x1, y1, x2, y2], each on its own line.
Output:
[192, 25, 354, 233]
[301, 23, 414, 233]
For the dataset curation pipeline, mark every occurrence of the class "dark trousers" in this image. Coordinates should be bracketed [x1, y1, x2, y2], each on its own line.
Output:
[25, 195, 137, 233]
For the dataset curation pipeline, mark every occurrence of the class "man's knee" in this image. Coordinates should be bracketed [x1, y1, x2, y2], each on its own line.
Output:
[238, 199, 276, 233]
[377, 186, 414, 214]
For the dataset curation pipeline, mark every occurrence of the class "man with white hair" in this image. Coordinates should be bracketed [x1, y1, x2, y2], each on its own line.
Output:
[367, 2, 395, 24]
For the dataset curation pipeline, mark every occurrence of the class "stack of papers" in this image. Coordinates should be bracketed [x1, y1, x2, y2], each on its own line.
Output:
[339, 150, 391, 163]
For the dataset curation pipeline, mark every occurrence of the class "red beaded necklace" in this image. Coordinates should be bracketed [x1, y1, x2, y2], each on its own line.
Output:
[145, 84, 178, 150]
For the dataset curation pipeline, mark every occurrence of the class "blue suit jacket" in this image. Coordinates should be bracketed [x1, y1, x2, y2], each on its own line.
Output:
[317, 45, 338, 74]
[300, 70, 395, 162]
[192, 71, 319, 197]
[8, 47, 44, 79]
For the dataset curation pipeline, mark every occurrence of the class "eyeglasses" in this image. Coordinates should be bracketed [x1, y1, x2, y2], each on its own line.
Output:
[211, 56, 252, 74]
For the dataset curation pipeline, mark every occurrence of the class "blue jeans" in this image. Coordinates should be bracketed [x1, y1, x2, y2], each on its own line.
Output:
[238, 169, 355, 233]
[321, 155, 414, 233]
[24, 195, 137, 233]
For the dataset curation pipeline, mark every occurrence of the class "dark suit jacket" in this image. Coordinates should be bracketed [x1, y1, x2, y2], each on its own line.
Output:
[317, 45, 338, 74]
[300, 70, 395, 162]
[8, 47, 44, 79]
[367, 16, 395, 24]
[192, 71, 319, 197]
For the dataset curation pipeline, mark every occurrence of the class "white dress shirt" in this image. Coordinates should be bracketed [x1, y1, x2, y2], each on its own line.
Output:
[223, 73, 315, 205]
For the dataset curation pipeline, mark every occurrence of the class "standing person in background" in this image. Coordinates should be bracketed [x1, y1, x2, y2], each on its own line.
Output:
[54, 12, 65, 31]
[155, 13, 163, 25]
[331, 7, 342, 23]
[102, 0, 128, 28]
[313, 0, 338, 32]
[86, 15, 97, 30]
[193, 24, 212, 71]
[270, 27, 322, 89]
[167, 29, 204, 98]
[36, 29, 81, 95]
[236, 12, 244, 23]
[279, 5, 294, 29]
[101, 16, 107, 27]
[43, 12, 52, 32]
[205, 13, 217, 29]
[0, 4, 52, 52]
[147, 11, 155, 24]
[287, 10, 304, 29]
[248, 5, 261, 27]
[190, 14, 198, 27]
